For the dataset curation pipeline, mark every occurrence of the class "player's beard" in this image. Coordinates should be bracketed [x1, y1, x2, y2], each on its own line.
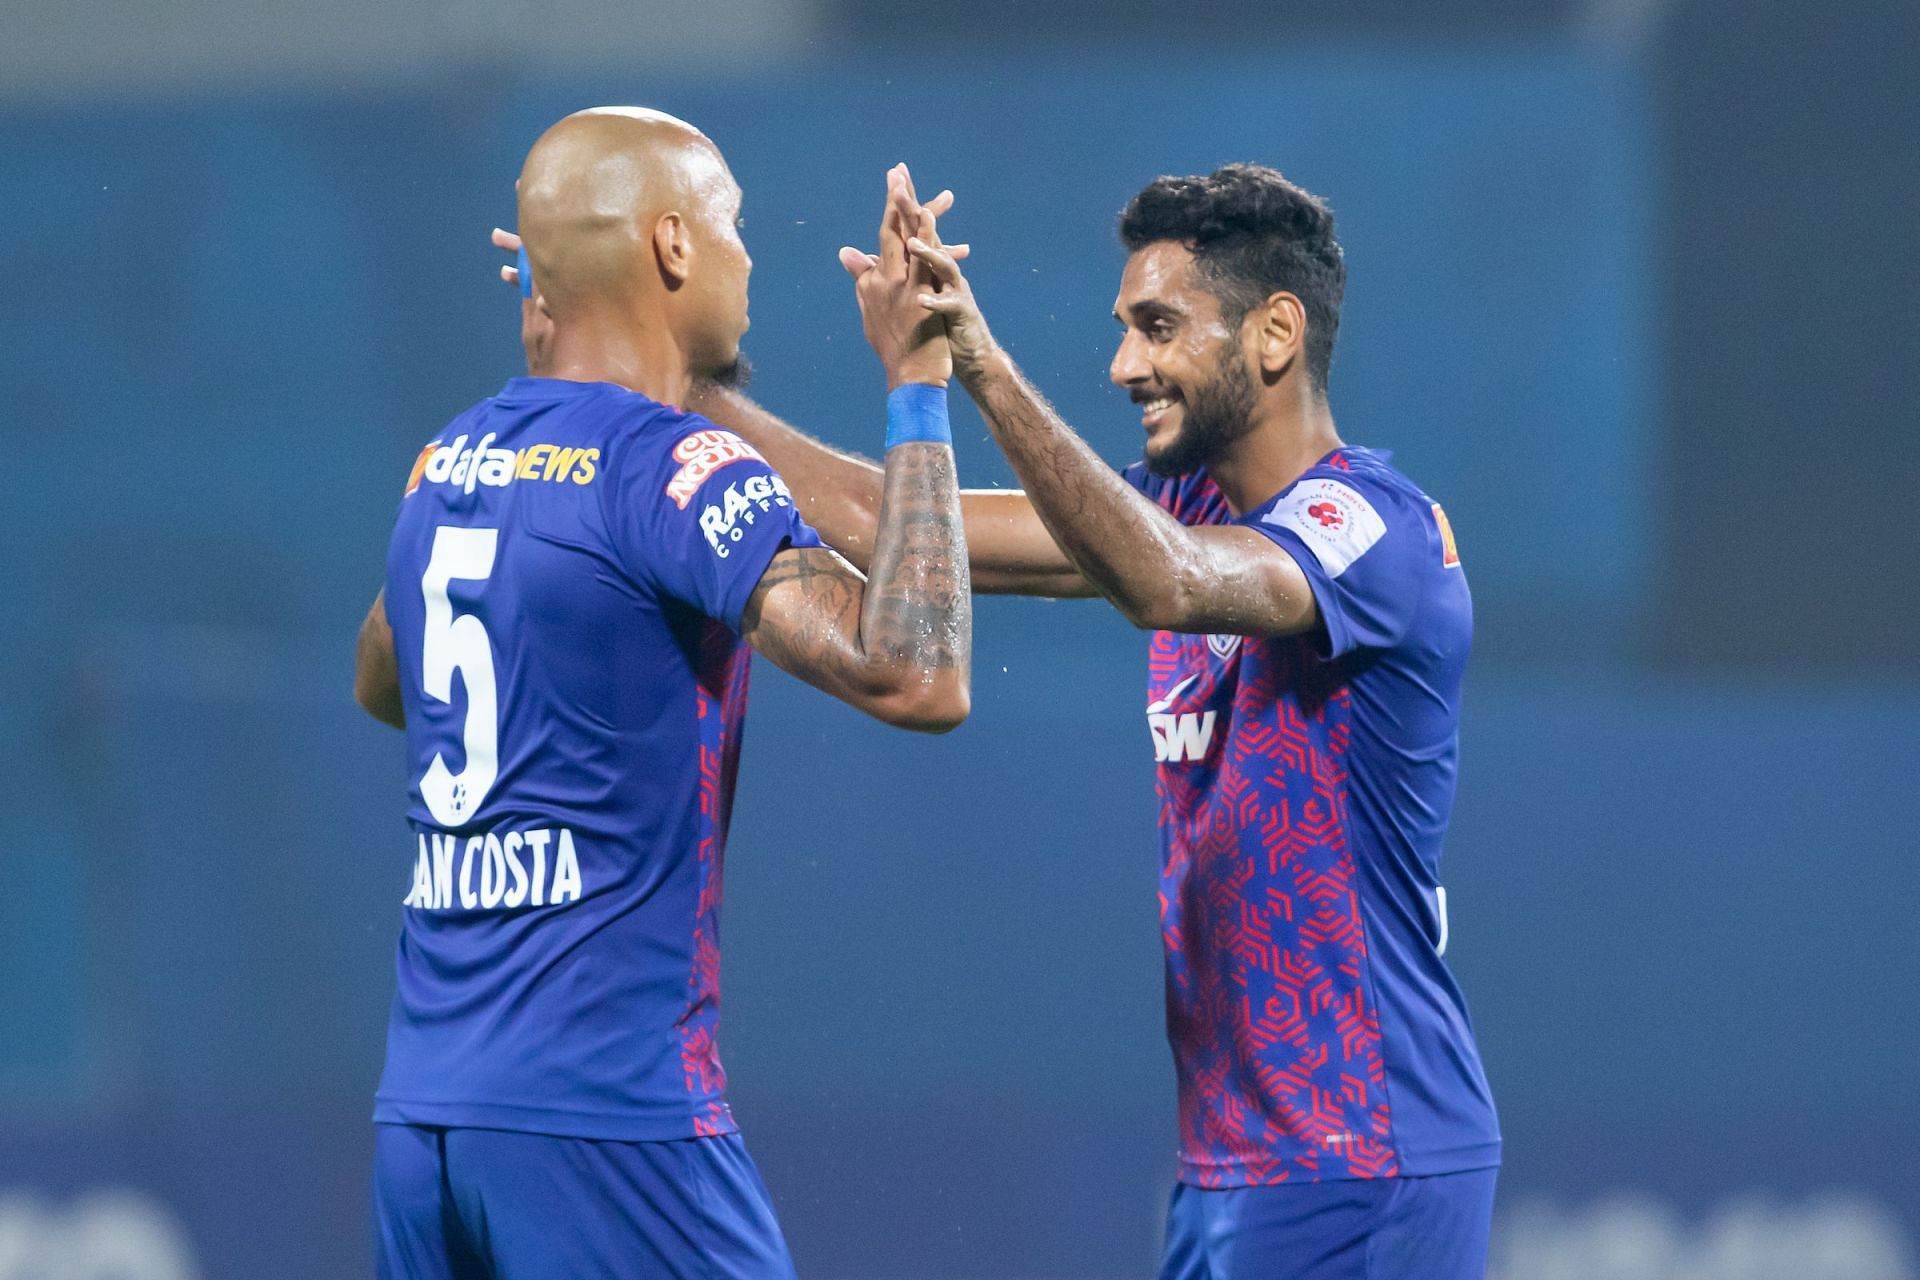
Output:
[709, 350, 754, 391]
[1145, 341, 1259, 478]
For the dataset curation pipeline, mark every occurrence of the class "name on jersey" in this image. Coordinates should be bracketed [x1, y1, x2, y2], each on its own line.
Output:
[1147, 674, 1219, 764]
[700, 473, 795, 558]
[667, 430, 765, 509]
[405, 433, 599, 496]
[402, 825, 586, 913]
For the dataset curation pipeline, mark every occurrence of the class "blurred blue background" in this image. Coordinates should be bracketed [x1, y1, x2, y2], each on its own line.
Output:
[3, 1, 1917, 1277]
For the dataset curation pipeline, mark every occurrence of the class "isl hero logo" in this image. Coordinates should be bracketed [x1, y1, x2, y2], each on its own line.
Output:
[701, 472, 795, 558]
[667, 430, 765, 509]
[405, 433, 599, 495]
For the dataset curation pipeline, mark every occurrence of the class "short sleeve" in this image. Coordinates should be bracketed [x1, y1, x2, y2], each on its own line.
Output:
[1121, 460, 1157, 496]
[1243, 469, 1436, 659]
[1121, 463, 1232, 522]
[611, 419, 824, 632]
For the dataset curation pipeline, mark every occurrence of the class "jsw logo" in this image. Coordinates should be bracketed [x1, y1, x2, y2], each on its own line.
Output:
[1147, 675, 1218, 763]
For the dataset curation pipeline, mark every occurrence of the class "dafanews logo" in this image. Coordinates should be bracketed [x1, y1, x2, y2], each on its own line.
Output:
[666, 430, 764, 509]
[700, 472, 796, 558]
[1148, 673, 1219, 764]
[404, 433, 599, 497]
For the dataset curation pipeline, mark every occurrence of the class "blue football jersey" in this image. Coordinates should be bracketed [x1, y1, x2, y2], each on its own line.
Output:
[375, 376, 822, 1141]
[1125, 447, 1499, 1186]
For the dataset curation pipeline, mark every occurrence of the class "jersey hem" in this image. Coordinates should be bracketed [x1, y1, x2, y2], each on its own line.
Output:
[1176, 1138, 1500, 1188]
[373, 1096, 739, 1143]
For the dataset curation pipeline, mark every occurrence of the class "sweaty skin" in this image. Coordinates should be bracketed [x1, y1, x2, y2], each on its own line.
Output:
[357, 114, 971, 733]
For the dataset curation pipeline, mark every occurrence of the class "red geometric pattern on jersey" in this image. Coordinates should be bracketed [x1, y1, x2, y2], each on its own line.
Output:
[1147, 463, 1397, 1187]
[682, 619, 748, 1137]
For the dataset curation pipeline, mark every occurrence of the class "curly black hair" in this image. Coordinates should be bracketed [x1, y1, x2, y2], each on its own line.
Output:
[1119, 164, 1345, 393]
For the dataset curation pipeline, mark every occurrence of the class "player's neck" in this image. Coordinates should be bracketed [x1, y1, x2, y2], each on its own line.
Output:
[1208, 392, 1343, 516]
[530, 320, 694, 408]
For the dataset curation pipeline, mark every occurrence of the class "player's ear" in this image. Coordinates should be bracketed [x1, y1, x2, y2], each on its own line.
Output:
[653, 212, 693, 288]
[1255, 291, 1306, 380]
[521, 293, 557, 367]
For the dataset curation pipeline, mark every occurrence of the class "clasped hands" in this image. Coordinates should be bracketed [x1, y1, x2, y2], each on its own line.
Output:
[836, 163, 992, 390]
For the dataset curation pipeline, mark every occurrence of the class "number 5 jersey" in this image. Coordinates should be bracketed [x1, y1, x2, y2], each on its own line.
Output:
[376, 377, 822, 1141]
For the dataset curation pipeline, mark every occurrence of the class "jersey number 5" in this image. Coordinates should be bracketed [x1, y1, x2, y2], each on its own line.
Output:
[419, 525, 500, 826]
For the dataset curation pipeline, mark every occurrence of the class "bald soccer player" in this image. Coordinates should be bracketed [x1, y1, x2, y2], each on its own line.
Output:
[352, 109, 971, 1279]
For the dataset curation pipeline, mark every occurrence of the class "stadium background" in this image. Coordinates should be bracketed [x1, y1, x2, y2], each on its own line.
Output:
[2, 0, 1916, 1276]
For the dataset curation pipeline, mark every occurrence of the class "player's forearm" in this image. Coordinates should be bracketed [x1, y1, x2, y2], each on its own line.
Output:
[689, 383, 886, 571]
[961, 348, 1203, 628]
[354, 592, 406, 729]
[692, 382, 1089, 597]
[855, 438, 972, 730]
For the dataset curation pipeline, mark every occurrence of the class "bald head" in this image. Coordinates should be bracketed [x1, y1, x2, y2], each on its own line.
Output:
[517, 107, 739, 314]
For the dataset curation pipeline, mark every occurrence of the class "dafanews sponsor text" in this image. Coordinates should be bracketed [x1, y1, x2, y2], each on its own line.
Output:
[406, 435, 599, 497]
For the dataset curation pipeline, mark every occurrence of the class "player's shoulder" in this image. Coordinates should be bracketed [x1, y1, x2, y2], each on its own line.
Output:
[614, 405, 773, 513]
[1269, 447, 1435, 528]
[532, 381, 681, 452]
[1251, 446, 1457, 581]
[1310, 446, 1429, 505]
[399, 400, 491, 498]
[1321, 447, 1461, 563]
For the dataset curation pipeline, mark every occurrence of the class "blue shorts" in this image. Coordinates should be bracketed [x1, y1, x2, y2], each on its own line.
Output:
[373, 1124, 796, 1280]
[1160, 1168, 1498, 1280]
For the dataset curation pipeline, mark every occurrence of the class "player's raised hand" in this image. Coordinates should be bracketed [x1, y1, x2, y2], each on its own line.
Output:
[488, 225, 555, 369]
[879, 167, 993, 382]
[839, 164, 951, 389]
[906, 226, 996, 385]
[491, 226, 524, 286]
[888, 168, 969, 279]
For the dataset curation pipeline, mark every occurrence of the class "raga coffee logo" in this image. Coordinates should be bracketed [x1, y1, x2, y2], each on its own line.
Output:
[405, 433, 599, 496]
[700, 473, 795, 558]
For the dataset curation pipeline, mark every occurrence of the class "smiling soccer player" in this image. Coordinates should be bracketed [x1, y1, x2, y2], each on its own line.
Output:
[677, 163, 1501, 1280]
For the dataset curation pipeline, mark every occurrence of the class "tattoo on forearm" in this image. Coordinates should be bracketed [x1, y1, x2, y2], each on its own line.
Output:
[741, 548, 862, 680]
[741, 440, 969, 712]
[862, 442, 971, 670]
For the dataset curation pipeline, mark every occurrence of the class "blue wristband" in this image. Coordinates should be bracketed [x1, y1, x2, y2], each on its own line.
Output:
[517, 244, 533, 298]
[885, 382, 951, 450]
